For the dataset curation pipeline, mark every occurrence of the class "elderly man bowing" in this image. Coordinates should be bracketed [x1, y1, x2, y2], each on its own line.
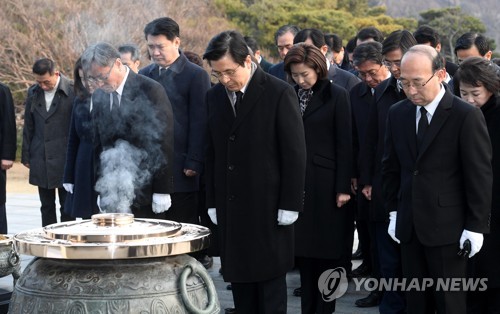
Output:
[382, 45, 492, 314]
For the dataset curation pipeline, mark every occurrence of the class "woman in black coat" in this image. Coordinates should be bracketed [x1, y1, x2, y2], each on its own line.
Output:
[454, 57, 500, 314]
[284, 43, 353, 314]
[62, 58, 99, 219]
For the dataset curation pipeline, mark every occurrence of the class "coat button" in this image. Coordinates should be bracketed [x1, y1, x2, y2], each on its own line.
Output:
[228, 195, 235, 201]
[229, 135, 236, 141]
[413, 170, 419, 175]
[228, 165, 234, 171]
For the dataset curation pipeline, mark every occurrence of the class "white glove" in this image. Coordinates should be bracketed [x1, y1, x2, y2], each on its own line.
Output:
[152, 193, 171, 214]
[388, 211, 400, 244]
[460, 229, 484, 258]
[63, 183, 74, 194]
[208, 208, 217, 225]
[277, 209, 299, 226]
[97, 195, 102, 211]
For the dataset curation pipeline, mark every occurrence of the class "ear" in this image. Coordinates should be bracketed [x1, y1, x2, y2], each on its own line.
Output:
[320, 45, 328, 56]
[435, 43, 442, 52]
[436, 68, 447, 82]
[174, 37, 181, 48]
[254, 49, 262, 58]
[484, 50, 492, 60]
[244, 54, 252, 67]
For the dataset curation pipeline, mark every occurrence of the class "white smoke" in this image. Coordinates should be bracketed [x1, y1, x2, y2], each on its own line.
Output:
[95, 140, 151, 213]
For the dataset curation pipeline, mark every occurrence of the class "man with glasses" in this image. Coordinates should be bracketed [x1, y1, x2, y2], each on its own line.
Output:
[81, 42, 174, 219]
[22, 58, 74, 227]
[349, 41, 391, 308]
[268, 24, 300, 83]
[203, 30, 306, 313]
[382, 45, 492, 314]
[357, 29, 417, 313]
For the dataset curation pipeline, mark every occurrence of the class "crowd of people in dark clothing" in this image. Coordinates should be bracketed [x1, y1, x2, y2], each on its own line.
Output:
[1, 16, 499, 314]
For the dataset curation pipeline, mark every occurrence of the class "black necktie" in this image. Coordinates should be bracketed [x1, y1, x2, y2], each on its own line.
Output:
[417, 106, 428, 151]
[234, 91, 243, 116]
[112, 91, 120, 112]
[160, 67, 167, 76]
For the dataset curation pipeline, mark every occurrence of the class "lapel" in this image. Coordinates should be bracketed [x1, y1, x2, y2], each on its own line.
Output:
[302, 79, 329, 119]
[120, 71, 140, 109]
[403, 100, 418, 160]
[32, 91, 50, 119]
[416, 89, 453, 160]
[230, 68, 266, 131]
[214, 84, 236, 126]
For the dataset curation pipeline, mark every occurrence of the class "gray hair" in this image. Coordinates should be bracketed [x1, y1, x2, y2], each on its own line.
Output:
[81, 42, 120, 73]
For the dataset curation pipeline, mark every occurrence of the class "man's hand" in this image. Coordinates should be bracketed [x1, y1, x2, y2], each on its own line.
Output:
[351, 178, 358, 195]
[63, 183, 74, 194]
[152, 193, 172, 214]
[277, 209, 299, 226]
[183, 169, 197, 177]
[388, 211, 400, 244]
[336, 193, 351, 207]
[208, 208, 217, 225]
[1, 160, 13, 170]
[362, 185, 372, 200]
[460, 229, 483, 258]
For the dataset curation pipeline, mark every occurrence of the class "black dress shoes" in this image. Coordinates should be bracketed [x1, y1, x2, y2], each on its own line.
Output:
[198, 255, 213, 269]
[355, 291, 381, 307]
[351, 263, 371, 277]
[226, 284, 232, 290]
[293, 287, 301, 297]
[225, 308, 236, 314]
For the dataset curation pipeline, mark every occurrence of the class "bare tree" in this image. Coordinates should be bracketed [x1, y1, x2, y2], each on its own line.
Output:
[0, 0, 231, 120]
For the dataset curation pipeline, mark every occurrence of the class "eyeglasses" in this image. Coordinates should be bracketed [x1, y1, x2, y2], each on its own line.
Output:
[211, 64, 240, 80]
[383, 60, 401, 68]
[397, 72, 437, 90]
[87, 60, 116, 84]
[357, 65, 383, 79]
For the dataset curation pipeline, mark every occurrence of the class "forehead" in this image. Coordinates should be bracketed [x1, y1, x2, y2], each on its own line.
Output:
[210, 54, 238, 71]
[146, 34, 174, 44]
[384, 48, 403, 61]
[400, 52, 433, 77]
[456, 46, 481, 59]
[34, 72, 55, 81]
[277, 32, 295, 44]
[120, 52, 132, 61]
[356, 60, 380, 71]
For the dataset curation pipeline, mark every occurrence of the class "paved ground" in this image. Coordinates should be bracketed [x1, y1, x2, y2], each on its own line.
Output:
[0, 164, 380, 313]
[0, 193, 379, 313]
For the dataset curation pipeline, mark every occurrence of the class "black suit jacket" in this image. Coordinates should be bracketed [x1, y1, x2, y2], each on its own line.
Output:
[259, 57, 274, 73]
[206, 67, 306, 282]
[328, 65, 361, 92]
[359, 76, 406, 221]
[92, 71, 174, 209]
[382, 87, 492, 246]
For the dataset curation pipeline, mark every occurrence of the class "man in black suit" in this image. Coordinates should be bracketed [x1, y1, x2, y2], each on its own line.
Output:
[140, 17, 210, 226]
[413, 25, 458, 78]
[268, 24, 300, 83]
[350, 41, 391, 308]
[244, 36, 274, 73]
[203, 30, 306, 314]
[382, 45, 492, 314]
[82, 42, 174, 218]
[0, 83, 17, 233]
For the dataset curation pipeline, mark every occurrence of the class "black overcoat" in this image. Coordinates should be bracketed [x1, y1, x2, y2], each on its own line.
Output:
[21, 75, 74, 189]
[294, 79, 352, 259]
[205, 68, 306, 283]
[0, 83, 17, 204]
